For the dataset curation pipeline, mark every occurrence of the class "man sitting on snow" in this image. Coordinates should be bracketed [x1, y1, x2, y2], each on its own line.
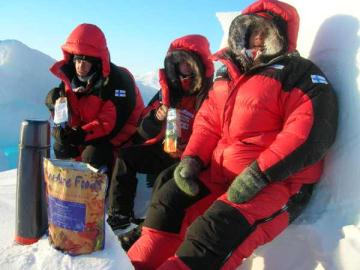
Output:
[128, 0, 338, 269]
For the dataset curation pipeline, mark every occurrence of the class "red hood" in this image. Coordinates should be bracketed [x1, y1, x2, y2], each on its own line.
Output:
[50, 23, 110, 78]
[167, 34, 214, 78]
[242, 0, 299, 52]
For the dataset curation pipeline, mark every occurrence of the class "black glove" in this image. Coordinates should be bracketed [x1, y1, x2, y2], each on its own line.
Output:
[52, 126, 85, 146]
[227, 161, 269, 203]
[65, 127, 86, 146]
[136, 110, 163, 140]
[174, 157, 202, 196]
[45, 87, 64, 112]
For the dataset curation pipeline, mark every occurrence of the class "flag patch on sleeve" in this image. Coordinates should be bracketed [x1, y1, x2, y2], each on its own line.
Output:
[311, 75, 328, 84]
[115, 89, 126, 97]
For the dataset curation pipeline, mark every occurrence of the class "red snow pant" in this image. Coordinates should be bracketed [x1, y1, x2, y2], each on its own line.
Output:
[128, 174, 309, 270]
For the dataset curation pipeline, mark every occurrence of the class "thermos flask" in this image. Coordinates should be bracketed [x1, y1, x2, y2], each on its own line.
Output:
[15, 119, 50, 244]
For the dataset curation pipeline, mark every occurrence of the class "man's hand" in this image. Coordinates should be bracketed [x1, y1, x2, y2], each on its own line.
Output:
[52, 126, 85, 146]
[45, 87, 64, 112]
[65, 127, 86, 145]
[227, 161, 269, 203]
[174, 157, 202, 196]
[167, 149, 182, 159]
[155, 105, 168, 121]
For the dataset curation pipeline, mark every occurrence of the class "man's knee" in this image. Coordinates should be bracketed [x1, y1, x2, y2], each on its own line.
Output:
[176, 200, 252, 269]
[81, 143, 113, 169]
[145, 179, 208, 233]
[152, 163, 178, 193]
[53, 141, 79, 159]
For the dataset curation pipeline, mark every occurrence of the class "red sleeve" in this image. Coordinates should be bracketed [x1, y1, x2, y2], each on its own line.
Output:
[183, 89, 221, 165]
[65, 88, 82, 126]
[81, 99, 116, 141]
[159, 69, 171, 107]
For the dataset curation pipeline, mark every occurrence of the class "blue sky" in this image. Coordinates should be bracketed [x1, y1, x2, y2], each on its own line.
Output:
[0, 0, 253, 75]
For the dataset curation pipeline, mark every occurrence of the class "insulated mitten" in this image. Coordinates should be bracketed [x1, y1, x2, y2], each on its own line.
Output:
[52, 126, 85, 146]
[227, 161, 269, 203]
[65, 127, 86, 145]
[137, 109, 163, 140]
[174, 157, 202, 196]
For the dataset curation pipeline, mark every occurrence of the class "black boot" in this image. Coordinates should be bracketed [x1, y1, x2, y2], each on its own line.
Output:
[107, 213, 132, 234]
[119, 222, 143, 251]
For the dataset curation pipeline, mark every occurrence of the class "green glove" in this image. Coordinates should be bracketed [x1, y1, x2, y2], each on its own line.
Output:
[227, 161, 269, 203]
[174, 157, 202, 196]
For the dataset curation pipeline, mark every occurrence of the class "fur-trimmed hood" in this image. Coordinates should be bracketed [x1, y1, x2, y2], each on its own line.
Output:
[161, 35, 214, 107]
[228, 0, 299, 59]
[167, 35, 214, 78]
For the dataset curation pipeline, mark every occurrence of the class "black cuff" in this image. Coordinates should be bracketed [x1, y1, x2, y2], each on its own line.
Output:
[182, 155, 204, 169]
[249, 161, 270, 184]
[137, 110, 164, 140]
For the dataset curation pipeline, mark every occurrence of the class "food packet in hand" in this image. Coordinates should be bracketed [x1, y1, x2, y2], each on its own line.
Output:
[53, 97, 69, 126]
[164, 108, 181, 153]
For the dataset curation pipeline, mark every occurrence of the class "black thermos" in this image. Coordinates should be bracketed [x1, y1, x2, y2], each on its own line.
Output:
[15, 119, 50, 244]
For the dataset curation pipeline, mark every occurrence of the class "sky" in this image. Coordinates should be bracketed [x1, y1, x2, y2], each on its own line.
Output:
[0, 0, 253, 76]
[1, 0, 360, 269]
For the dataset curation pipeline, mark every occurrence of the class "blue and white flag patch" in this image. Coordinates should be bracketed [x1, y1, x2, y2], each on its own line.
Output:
[115, 89, 126, 97]
[311, 75, 328, 84]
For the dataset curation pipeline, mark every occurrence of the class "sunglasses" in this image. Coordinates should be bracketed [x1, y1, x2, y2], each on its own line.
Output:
[73, 58, 92, 64]
[179, 72, 195, 80]
[73, 55, 99, 64]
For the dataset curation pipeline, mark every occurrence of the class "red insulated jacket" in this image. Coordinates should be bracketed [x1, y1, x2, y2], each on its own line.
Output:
[50, 24, 144, 146]
[183, 1, 338, 194]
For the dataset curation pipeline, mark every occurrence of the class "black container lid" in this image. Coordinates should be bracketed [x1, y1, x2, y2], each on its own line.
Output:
[19, 119, 50, 148]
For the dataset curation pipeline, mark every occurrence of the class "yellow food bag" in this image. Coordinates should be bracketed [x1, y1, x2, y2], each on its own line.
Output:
[43, 158, 107, 255]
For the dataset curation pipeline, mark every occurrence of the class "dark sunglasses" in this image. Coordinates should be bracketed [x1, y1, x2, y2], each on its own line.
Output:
[73, 55, 99, 64]
[178, 73, 195, 80]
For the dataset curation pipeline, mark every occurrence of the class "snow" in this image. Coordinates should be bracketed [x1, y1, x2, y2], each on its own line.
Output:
[216, 11, 241, 50]
[135, 71, 160, 92]
[135, 71, 160, 105]
[1, 0, 360, 269]
[0, 40, 57, 148]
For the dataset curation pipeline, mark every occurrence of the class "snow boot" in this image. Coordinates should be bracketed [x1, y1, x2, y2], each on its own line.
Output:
[119, 222, 143, 251]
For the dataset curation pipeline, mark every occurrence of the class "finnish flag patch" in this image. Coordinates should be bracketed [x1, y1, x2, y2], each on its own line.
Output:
[311, 75, 328, 84]
[115, 89, 126, 97]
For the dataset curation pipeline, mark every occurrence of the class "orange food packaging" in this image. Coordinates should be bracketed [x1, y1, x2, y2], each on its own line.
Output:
[43, 158, 107, 255]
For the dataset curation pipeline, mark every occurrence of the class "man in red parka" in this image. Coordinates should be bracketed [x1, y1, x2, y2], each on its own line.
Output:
[128, 1, 338, 269]
[106, 35, 214, 239]
[45, 23, 144, 173]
